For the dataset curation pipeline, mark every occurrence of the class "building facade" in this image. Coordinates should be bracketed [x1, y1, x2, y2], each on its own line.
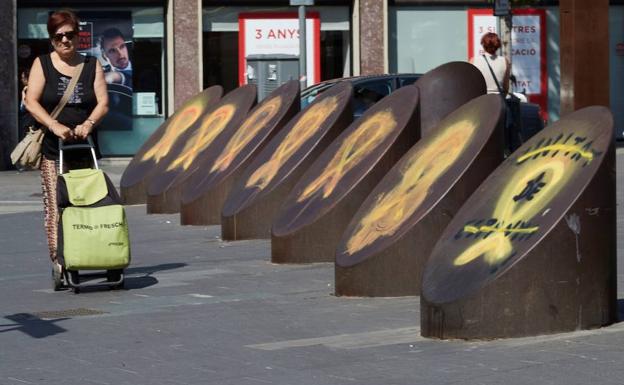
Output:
[0, 0, 621, 169]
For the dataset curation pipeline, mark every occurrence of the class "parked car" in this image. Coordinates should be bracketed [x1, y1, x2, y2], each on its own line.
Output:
[301, 73, 545, 152]
[300, 74, 422, 118]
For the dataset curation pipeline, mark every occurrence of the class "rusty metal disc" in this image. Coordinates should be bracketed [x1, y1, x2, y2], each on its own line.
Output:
[180, 80, 301, 207]
[422, 106, 614, 305]
[415, 61, 486, 135]
[336, 94, 504, 269]
[145, 85, 257, 208]
[119, 86, 222, 203]
[221, 82, 354, 220]
[272, 85, 420, 239]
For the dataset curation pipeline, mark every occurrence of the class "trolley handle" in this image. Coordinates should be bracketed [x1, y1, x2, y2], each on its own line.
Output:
[58, 135, 99, 174]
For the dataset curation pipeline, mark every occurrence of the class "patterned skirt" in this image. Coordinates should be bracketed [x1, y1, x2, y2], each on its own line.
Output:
[40, 156, 92, 263]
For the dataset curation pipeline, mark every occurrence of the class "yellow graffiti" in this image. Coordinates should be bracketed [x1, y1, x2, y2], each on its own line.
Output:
[453, 152, 581, 267]
[166, 104, 236, 172]
[345, 119, 475, 255]
[210, 96, 282, 174]
[297, 110, 397, 203]
[245, 96, 340, 190]
[452, 234, 514, 267]
[463, 224, 539, 234]
[141, 103, 204, 163]
[517, 144, 594, 163]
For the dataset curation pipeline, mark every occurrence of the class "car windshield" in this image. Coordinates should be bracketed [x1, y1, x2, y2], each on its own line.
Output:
[300, 83, 334, 109]
[300, 74, 421, 115]
[352, 80, 393, 116]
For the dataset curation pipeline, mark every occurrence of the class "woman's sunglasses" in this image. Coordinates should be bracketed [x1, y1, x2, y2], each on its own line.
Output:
[52, 31, 78, 42]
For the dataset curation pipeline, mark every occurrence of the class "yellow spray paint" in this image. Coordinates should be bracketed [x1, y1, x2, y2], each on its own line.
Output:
[453, 143, 586, 267]
[166, 104, 236, 172]
[297, 110, 398, 203]
[345, 119, 476, 255]
[141, 103, 204, 163]
[210, 96, 282, 174]
[245, 96, 340, 190]
[463, 224, 539, 234]
[517, 144, 594, 163]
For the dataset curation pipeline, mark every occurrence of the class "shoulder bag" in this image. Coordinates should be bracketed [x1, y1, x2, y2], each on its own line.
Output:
[482, 55, 523, 153]
[11, 60, 85, 170]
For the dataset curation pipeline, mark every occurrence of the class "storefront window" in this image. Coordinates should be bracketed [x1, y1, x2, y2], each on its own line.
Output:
[320, 30, 349, 81]
[389, 6, 560, 124]
[203, 31, 239, 93]
[17, 6, 165, 156]
[610, 6, 624, 139]
[202, 6, 350, 93]
[389, 7, 468, 74]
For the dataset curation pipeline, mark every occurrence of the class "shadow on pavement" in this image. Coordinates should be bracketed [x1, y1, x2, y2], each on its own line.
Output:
[0, 313, 68, 339]
[125, 262, 187, 276]
[124, 275, 158, 290]
[53, 263, 187, 293]
[122, 262, 188, 290]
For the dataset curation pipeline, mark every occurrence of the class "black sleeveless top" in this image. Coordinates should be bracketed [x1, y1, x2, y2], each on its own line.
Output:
[39, 54, 100, 161]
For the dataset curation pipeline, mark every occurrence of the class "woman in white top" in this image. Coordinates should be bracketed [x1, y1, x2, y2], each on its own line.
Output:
[471, 32, 510, 94]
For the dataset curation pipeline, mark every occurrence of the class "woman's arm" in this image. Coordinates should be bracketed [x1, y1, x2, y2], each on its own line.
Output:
[75, 60, 109, 140]
[24, 57, 74, 140]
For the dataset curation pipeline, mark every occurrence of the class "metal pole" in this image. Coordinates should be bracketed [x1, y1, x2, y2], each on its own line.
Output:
[503, 14, 513, 88]
[298, 5, 307, 90]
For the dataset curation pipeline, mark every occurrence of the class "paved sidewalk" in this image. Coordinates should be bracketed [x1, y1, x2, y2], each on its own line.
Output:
[0, 153, 623, 385]
[0, 158, 127, 214]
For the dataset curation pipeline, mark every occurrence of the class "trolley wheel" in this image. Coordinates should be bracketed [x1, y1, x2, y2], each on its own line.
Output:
[51, 267, 63, 291]
[114, 280, 125, 290]
[107, 269, 124, 290]
[106, 269, 122, 282]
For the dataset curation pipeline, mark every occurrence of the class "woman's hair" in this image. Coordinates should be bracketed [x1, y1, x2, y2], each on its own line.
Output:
[47, 10, 80, 39]
[480, 32, 501, 55]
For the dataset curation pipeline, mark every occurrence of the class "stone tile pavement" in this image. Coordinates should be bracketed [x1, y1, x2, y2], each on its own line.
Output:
[0, 152, 623, 385]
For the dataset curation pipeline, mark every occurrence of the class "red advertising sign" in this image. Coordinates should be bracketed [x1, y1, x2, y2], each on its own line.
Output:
[78, 22, 93, 51]
[468, 9, 547, 118]
[238, 12, 321, 87]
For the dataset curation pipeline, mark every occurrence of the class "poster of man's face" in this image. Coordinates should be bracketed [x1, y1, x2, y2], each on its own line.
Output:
[78, 12, 133, 88]
[99, 27, 132, 88]
[101, 29, 129, 70]
[78, 11, 133, 130]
